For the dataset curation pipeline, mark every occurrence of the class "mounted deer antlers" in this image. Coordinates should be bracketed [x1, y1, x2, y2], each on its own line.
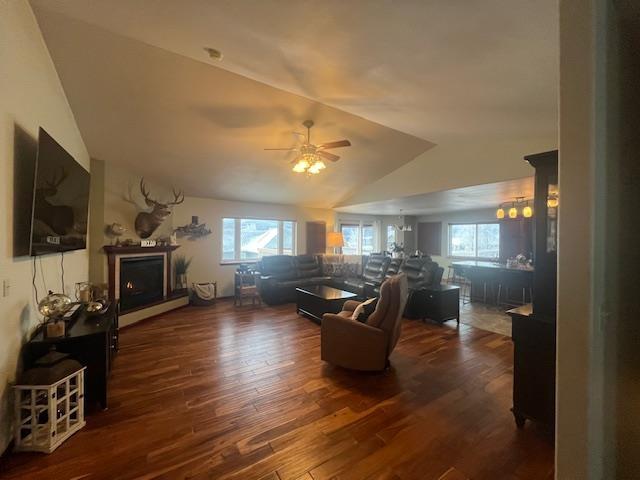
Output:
[132, 177, 185, 239]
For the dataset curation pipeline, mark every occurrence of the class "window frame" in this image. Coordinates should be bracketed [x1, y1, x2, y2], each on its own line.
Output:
[386, 224, 397, 252]
[221, 217, 297, 264]
[447, 222, 500, 260]
[339, 221, 378, 255]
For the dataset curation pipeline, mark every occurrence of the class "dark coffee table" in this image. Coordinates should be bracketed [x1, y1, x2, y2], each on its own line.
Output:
[296, 285, 358, 324]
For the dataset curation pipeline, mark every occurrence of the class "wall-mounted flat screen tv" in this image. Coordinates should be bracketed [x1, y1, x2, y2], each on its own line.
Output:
[29, 128, 90, 256]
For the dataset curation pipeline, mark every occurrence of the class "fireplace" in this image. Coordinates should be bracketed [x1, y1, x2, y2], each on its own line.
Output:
[104, 245, 187, 327]
[119, 256, 164, 312]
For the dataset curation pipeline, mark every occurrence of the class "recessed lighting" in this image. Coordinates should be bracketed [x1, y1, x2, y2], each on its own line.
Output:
[203, 47, 223, 61]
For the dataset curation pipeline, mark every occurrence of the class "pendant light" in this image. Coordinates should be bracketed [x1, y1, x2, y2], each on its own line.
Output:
[496, 206, 505, 219]
[508, 202, 518, 219]
[522, 201, 533, 218]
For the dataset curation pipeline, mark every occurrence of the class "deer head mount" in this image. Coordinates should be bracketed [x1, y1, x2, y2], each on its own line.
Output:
[130, 178, 184, 239]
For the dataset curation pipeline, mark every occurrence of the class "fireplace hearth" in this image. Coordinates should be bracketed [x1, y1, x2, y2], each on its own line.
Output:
[119, 256, 164, 312]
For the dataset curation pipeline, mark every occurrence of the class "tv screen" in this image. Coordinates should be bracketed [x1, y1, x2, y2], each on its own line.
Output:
[30, 128, 90, 256]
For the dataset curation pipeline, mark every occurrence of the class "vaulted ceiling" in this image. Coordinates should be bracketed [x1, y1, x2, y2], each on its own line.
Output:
[31, 0, 558, 211]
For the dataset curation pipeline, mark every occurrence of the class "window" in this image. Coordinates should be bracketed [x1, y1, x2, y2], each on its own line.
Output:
[448, 223, 500, 259]
[386, 225, 396, 252]
[340, 224, 359, 255]
[362, 224, 374, 255]
[340, 222, 377, 255]
[222, 218, 296, 262]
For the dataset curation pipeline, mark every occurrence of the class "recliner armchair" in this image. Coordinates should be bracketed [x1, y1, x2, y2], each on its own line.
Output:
[330, 254, 390, 297]
[321, 274, 409, 371]
[400, 257, 444, 318]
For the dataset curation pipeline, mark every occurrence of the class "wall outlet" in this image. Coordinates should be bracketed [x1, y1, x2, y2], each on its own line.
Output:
[2, 279, 10, 297]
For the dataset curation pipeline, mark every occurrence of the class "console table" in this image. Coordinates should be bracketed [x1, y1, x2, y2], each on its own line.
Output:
[23, 304, 118, 410]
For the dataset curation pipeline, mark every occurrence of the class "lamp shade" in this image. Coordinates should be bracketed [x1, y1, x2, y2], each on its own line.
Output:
[326, 232, 344, 248]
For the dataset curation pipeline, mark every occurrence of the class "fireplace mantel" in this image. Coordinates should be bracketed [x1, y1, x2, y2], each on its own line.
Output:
[103, 245, 180, 255]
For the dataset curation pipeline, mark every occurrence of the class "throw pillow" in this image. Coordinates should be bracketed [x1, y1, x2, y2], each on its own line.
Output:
[351, 297, 378, 322]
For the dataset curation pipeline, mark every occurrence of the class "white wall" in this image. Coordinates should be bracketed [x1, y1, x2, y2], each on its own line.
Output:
[0, 0, 90, 454]
[415, 208, 497, 270]
[557, 0, 640, 477]
[337, 137, 548, 208]
[172, 197, 335, 297]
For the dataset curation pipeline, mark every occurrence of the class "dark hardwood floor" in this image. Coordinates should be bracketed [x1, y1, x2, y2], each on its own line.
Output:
[0, 300, 553, 479]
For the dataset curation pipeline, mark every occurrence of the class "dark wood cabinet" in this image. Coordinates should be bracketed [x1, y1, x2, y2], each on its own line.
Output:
[411, 285, 460, 324]
[509, 305, 556, 429]
[24, 304, 118, 410]
[509, 150, 557, 432]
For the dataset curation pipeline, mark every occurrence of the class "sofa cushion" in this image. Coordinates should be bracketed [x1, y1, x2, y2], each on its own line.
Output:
[362, 255, 391, 284]
[400, 257, 439, 290]
[296, 254, 322, 278]
[385, 258, 404, 280]
[260, 255, 297, 281]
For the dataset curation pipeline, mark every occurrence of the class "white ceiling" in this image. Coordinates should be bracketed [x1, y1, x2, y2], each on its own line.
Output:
[31, 0, 558, 210]
[31, 8, 433, 208]
[335, 177, 534, 216]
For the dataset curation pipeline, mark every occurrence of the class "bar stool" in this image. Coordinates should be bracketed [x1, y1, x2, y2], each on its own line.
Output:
[448, 265, 471, 304]
[447, 264, 466, 285]
[465, 269, 494, 304]
[497, 270, 533, 307]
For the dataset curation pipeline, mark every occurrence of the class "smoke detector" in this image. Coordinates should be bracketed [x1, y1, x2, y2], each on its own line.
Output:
[203, 47, 223, 61]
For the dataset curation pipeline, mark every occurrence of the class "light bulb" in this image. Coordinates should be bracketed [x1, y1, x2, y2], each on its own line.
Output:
[292, 160, 308, 173]
[508, 206, 518, 219]
[496, 208, 505, 219]
[523, 205, 533, 218]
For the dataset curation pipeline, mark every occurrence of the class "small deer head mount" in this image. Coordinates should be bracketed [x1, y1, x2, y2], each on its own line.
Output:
[132, 178, 184, 239]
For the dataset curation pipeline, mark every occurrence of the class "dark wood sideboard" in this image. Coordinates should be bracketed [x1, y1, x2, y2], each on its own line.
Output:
[508, 149, 558, 432]
[23, 304, 118, 410]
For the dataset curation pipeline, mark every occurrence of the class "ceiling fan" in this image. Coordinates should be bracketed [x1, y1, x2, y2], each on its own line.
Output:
[265, 120, 351, 174]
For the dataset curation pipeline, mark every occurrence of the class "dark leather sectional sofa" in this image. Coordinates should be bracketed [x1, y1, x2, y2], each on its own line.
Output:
[256, 254, 331, 304]
[256, 254, 444, 315]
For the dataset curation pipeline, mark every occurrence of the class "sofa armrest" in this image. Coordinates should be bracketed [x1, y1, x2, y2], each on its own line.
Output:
[342, 300, 362, 312]
[321, 313, 388, 371]
[256, 275, 277, 291]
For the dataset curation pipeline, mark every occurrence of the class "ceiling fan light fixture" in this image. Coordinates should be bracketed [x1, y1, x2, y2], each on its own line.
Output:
[307, 160, 325, 175]
[292, 159, 309, 173]
[311, 160, 326, 171]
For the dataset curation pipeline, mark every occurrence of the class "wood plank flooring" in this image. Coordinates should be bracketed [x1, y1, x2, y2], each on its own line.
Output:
[0, 300, 554, 479]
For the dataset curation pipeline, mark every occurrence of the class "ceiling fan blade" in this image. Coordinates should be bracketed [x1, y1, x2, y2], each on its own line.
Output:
[264, 147, 297, 150]
[318, 140, 351, 149]
[318, 150, 340, 162]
